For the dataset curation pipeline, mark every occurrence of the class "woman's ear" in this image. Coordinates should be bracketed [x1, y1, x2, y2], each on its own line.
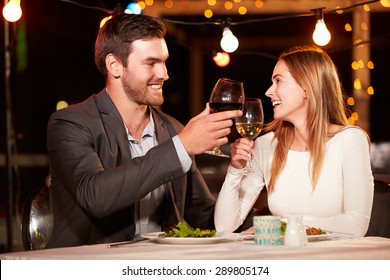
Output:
[105, 54, 122, 79]
[302, 88, 308, 100]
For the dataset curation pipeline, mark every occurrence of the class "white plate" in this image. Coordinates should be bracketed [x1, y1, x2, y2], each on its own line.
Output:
[306, 232, 333, 241]
[141, 232, 227, 245]
[240, 232, 333, 242]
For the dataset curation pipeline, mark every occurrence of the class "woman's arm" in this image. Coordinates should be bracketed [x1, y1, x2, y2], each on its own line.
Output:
[214, 165, 265, 232]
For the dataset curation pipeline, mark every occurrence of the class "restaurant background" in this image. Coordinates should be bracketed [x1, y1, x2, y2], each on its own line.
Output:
[0, 0, 389, 252]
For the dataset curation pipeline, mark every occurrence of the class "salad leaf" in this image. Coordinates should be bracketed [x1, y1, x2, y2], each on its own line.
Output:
[159, 222, 217, 238]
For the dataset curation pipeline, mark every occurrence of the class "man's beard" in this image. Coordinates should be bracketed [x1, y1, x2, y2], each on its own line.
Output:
[121, 72, 164, 106]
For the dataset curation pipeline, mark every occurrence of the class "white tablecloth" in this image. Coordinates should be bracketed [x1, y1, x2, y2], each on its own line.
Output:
[1, 234, 390, 260]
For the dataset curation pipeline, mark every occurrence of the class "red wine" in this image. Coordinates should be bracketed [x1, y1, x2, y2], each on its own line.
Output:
[209, 102, 243, 142]
[209, 102, 242, 113]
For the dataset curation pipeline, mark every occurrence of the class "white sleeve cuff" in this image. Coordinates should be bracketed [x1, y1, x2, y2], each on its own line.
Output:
[172, 135, 192, 172]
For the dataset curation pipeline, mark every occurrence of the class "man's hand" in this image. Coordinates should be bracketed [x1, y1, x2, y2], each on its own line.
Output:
[178, 104, 242, 155]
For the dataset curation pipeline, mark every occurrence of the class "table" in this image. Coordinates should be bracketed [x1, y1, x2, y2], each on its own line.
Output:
[1, 234, 390, 260]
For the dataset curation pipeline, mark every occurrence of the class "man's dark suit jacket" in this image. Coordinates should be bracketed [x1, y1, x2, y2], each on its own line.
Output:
[46, 90, 215, 248]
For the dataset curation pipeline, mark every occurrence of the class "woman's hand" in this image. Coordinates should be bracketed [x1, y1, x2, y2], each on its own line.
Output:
[230, 138, 254, 169]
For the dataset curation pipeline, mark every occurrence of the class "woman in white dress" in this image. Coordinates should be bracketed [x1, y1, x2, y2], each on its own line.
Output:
[214, 45, 374, 237]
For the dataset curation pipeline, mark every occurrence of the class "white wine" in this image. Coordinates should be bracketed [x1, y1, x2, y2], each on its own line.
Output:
[235, 122, 262, 140]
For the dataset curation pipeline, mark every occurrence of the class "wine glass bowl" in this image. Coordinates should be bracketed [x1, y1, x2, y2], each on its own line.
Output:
[235, 98, 264, 140]
[207, 78, 245, 157]
[235, 98, 264, 172]
[209, 78, 245, 113]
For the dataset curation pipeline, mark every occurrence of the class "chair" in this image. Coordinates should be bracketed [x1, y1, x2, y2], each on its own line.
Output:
[21, 185, 54, 250]
[366, 180, 390, 238]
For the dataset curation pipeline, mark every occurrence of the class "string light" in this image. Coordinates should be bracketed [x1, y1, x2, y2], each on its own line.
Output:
[213, 52, 230, 67]
[100, 15, 112, 28]
[204, 9, 213, 18]
[60, 0, 387, 75]
[56, 100, 69, 111]
[220, 20, 239, 53]
[2, 0, 22, 22]
[60, 0, 386, 51]
[125, 2, 142, 14]
[311, 8, 331, 46]
[380, 0, 390, 7]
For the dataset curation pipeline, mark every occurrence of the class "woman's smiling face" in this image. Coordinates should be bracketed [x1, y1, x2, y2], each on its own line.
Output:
[265, 60, 308, 124]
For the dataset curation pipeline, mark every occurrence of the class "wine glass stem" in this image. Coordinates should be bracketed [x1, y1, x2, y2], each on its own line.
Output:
[244, 138, 254, 173]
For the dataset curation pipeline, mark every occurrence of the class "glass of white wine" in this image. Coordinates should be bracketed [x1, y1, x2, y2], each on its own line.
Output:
[235, 98, 264, 173]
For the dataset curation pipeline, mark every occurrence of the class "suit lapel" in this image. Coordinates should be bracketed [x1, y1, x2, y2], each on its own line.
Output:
[95, 90, 131, 165]
[151, 108, 171, 144]
[151, 108, 186, 222]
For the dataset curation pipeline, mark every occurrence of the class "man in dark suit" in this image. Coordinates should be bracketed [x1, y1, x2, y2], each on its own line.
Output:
[46, 13, 241, 248]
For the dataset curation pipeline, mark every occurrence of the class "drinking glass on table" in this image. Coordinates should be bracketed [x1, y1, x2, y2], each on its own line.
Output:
[208, 78, 245, 157]
[235, 98, 264, 173]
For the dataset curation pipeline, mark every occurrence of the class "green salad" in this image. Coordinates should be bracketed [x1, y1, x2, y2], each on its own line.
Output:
[159, 222, 217, 238]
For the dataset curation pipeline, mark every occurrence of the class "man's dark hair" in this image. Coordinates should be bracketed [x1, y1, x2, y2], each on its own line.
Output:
[95, 13, 166, 78]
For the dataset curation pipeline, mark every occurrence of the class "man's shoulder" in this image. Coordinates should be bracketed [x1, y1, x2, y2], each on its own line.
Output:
[49, 92, 103, 121]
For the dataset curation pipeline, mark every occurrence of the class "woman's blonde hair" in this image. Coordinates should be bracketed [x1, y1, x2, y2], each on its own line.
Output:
[265, 45, 350, 192]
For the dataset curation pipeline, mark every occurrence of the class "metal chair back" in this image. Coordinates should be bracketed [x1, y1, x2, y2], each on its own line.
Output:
[21, 185, 54, 250]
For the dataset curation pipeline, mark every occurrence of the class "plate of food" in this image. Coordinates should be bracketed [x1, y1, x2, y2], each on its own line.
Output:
[141, 232, 226, 245]
[282, 222, 332, 241]
[141, 222, 226, 245]
[304, 227, 332, 241]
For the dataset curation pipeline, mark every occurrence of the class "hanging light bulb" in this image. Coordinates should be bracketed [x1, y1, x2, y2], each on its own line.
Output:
[2, 0, 22, 22]
[220, 27, 239, 53]
[125, 2, 142, 14]
[311, 8, 331, 46]
[380, 0, 390, 8]
[220, 20, 239, 53]
[100, 15, 112, 28]
[213, 52, 230, 67]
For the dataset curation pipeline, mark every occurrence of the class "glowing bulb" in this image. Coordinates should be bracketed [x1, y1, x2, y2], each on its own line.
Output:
[2, 0, 22, 22]
[220, 27, 239, 53]
[125, 2, 142, 14]
[380, 0, 390, 8]
[354, 79, 362, 90]
[56, 100, 69, 111]
[213, 52, 230, 67]
[204, 9, 213, 18]
[100, 15, 112, 28]
[311, 8, 331, 46]
[312, 19, 331, 46]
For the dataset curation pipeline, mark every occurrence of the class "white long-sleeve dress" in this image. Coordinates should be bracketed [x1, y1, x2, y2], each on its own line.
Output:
[214, 127, 374, 237]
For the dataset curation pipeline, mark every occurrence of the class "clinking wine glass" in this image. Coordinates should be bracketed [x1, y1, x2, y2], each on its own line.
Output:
[235, 98, 264, 173]
[208, 78, 245, 157]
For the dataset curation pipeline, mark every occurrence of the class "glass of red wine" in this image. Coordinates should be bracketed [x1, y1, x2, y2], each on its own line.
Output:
[235, 98, 264, 173]
[208, 78, 245, 157]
